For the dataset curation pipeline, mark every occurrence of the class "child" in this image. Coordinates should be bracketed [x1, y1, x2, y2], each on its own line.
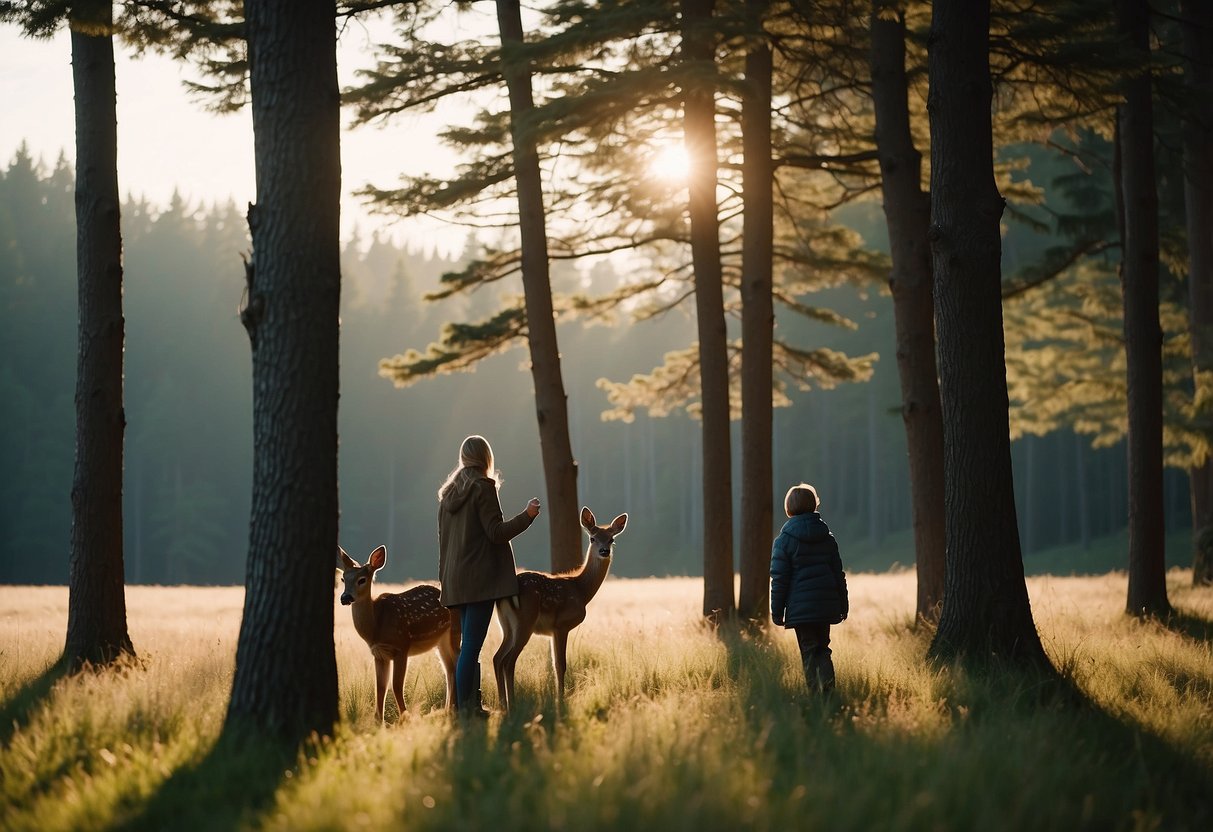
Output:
[769, 483, 849, 693]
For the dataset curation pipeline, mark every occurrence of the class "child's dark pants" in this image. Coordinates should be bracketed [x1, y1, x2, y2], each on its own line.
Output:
[794, 622, 835, 692]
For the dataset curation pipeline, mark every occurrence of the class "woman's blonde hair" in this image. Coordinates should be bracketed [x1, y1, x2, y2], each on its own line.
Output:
[437, 435, 499, 500]
[784, 483, 819, 517]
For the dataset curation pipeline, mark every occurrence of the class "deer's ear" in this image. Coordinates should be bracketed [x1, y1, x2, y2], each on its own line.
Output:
[581, 507, 596, 530]
[338, 547, 358, 570]
[610, 513, 628, 535]
[369, 545, 387, 571]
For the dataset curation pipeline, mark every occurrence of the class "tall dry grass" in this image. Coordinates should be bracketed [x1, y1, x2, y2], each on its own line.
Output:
[1, 572, 1210, 831]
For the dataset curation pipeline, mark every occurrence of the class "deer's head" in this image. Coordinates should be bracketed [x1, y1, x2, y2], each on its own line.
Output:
[338, 545, 386, 606]
[581, 507, 628, 559]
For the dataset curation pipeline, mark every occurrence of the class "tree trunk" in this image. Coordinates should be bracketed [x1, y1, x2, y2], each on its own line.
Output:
[496, 0, 582, 572]
[1118, 0, 1171, 618]
[1180, 0, 1213, 586]
[870, 4, 946, 623]
[738, 0, 774, 623]
[225, 0, 341, 743]
[925, 0, 1051, 670]
[681, 0, 735, 620]
[64, 2, 134, 670]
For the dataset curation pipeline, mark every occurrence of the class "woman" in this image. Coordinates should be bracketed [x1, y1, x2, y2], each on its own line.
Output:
[437, 435, 540, 715]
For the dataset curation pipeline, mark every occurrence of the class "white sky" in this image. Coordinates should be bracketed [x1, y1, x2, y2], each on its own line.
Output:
[0, 15, 483, 259]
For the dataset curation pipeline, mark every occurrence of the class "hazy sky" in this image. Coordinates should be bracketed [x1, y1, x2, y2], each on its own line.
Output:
[0, 16, 475, 258]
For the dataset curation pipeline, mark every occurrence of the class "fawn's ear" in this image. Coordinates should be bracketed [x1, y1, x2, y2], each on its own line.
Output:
[369, 545, 387, 571]
[609, 513, 628, 535]
[581, 507, 596, 530]
[338, 547, 359, 570]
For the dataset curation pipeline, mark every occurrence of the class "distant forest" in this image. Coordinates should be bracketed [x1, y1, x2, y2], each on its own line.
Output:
[0, 146, 1194, 585]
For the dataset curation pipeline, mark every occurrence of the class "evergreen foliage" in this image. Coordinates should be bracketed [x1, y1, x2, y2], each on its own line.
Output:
[1003, 131, 1207, 468]
[348, 0, 879, 420]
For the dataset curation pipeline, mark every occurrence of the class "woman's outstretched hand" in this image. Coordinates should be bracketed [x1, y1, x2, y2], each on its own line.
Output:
[526, 498, 541, 518]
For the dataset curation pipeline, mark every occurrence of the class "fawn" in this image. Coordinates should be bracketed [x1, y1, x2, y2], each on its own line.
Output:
[338, 545, 460, 720]
[493, 507, 627, 712]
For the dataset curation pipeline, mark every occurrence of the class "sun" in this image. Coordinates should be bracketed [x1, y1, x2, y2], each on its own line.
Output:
[648, 144, 691, 181]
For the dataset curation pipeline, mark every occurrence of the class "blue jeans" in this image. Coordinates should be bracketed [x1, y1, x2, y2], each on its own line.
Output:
[455, 600, 495, 708]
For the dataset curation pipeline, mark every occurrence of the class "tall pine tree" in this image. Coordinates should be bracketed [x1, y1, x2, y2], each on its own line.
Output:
[1117, 0, 1170, 618]
[224, 0, 341, 743]
[681, 0, 735, 620]
[1, 0, 136, 669]
[925, 0, 1051, 670]
[737, 0, 774, 623]
[494, 0, 581, 571]
[1180, 0, 1213, 586]
[870, 0, 945, 623]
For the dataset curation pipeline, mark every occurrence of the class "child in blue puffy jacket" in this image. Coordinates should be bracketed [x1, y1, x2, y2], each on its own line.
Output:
[770, 483, 849, 693]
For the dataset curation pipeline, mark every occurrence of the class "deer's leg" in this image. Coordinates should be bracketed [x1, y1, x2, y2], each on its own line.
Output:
[437, 633, 458, 711]
[494, 598, 531, 712]
[392, 651, 408, 719]
[373, 654, 390, 723]
[552, 630, 569, 700]
[493, 602, 513, 711]
[501, 613, 537, 711]
[494, 632, 523, 713]
[502, 647, 521, 712]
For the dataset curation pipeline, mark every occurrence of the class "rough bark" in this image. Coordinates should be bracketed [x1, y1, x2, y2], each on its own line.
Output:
[1180, 0, 1213, 586]
[870, 3, 946, 623]
[63, 1, 134, 670]
[1118, 0, 1171, 618]
[925, 0, 1051, 670]
[495, 0, 581, 573]
[225, 0, 341, 743]
[738, 0, 774, 622]
[681, 0, 735, 619]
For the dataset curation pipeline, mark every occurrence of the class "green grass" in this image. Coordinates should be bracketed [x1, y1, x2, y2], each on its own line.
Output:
[2, 573, 1211, 831]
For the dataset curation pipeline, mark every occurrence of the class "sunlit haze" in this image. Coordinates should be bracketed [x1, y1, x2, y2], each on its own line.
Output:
[0, 17, 469, 258]
[648, 143, 691, 182]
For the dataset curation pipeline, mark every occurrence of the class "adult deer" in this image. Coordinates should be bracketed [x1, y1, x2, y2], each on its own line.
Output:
[338, 545, 459, 720]
[493, 507, 627, 711]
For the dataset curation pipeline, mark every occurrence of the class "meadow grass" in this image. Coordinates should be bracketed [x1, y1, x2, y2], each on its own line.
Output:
[1, 572, 1211, 831]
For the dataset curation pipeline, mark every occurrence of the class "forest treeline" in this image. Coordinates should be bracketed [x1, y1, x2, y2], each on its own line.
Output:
[0, 146, 1192, 586]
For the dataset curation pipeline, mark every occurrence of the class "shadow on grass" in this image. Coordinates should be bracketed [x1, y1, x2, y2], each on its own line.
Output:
[722, 630, 1208, 829]
[421, 625, 1213, 830]
[0, 655, 147, 747]
[116, 729, 293, 832]
[723, 623, 853, 718]
[0, 659, 69, 747]
[444, 704, 556, 822]
[1161, 606, 1213, 644]
[491, 690, 561, 742]
[964, 672, 1213, 827]
[1050, 676, 1212, 828]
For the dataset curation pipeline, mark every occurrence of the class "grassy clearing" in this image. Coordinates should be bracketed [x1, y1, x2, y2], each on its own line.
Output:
[1, 573, 1211, 831]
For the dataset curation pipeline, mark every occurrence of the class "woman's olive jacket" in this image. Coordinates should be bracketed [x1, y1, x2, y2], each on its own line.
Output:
[437, 476, 534, 607]
[769, 512, 849, 627]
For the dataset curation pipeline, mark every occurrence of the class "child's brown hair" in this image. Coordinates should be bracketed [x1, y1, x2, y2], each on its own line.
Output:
[784, 483, 819, 517]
